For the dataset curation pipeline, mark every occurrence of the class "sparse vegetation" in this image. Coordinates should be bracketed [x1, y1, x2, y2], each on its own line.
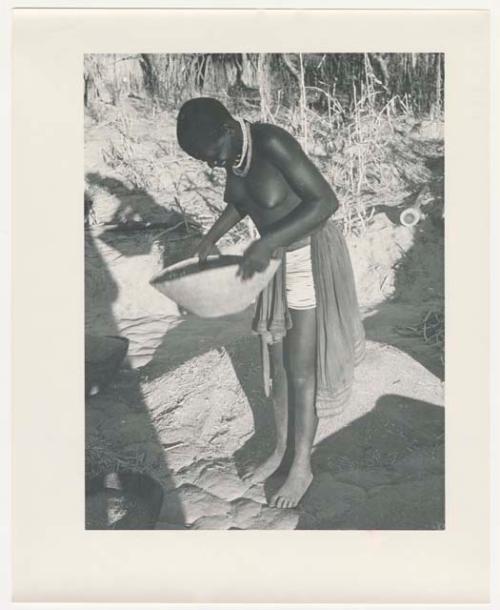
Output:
[84, 53, 443, 243]
[85, 54, 446, 529]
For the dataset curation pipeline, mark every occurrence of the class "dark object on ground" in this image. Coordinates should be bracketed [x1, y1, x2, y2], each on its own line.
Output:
[85, 470, 164, 529]
[85, 335, 129, 397]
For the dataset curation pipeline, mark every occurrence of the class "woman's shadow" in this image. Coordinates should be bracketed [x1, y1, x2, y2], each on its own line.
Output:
[297, 393, 445, 529]
[85, 172, 196, 529]
[85, 170, 276, 524]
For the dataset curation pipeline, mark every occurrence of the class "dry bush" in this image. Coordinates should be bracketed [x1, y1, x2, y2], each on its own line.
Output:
[90, 104, 256, 245]
[396, 307, 445, 363]
[92, 97, 441, 243]
[85, 53, 444, 242]
[86, 429, 148, 478]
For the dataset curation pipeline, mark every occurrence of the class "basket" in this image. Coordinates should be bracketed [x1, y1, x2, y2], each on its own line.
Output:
[150, 255, 281, 318]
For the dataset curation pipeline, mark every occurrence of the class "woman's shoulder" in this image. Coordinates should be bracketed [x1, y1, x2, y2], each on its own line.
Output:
[251, 122, 300, 152]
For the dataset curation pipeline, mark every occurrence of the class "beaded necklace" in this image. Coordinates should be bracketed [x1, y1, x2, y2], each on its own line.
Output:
[232, 117, 253, 177]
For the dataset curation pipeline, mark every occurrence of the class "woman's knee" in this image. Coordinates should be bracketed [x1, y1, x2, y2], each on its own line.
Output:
[287, 370, 315, 391]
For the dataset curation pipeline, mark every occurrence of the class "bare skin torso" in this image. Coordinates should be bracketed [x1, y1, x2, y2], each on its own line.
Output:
[224, 123, 303, 236]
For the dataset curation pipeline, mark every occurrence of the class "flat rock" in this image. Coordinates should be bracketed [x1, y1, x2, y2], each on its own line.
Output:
[157, 444, 199, 474]
[241, 483, 267, 504]
[143, 348, 255, 459]
[196, 464, 250, 502]
[190, 514, 233, 530]
[188, 497, 299, 530]
[257, 507, 300, 530]
[230, 498, 264, 526]
[159, 483, 231, 526]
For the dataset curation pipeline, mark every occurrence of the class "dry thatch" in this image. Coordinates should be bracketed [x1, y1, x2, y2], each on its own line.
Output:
[84, 53, 444, 118]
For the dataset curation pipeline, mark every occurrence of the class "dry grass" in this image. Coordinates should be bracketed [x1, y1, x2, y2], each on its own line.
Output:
[86, 429, 149, 478]
[87, 90, 442, 244]
[87, 102, 260, 245]
[85, 53, 444, 243]
[395, 307, 445, 362]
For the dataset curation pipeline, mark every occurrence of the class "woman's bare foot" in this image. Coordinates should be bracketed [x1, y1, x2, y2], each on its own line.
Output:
[270, 461, 313, 509]
[242, 449, 286, 486]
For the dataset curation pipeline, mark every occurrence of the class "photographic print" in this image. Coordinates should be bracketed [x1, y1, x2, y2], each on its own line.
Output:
[84, 52, 445, 531]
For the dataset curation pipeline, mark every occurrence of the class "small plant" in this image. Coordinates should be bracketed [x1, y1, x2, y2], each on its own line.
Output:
[86, 429, 149, 479]
[395, 307, 445, 363]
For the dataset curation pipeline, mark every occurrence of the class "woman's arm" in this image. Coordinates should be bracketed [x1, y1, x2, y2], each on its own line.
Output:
[204, 201, 244, 244]
[238, 125, 337, 279]
[195, 201, 244, 260]
[258, 125, 338, 251]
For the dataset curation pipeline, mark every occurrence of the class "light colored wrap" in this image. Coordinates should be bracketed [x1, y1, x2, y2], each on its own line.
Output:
[285, 244, 317, 310]
[252, 218, 365, 417]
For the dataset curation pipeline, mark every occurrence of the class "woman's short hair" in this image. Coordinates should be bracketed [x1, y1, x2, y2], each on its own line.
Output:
[177, 97, 232, 158]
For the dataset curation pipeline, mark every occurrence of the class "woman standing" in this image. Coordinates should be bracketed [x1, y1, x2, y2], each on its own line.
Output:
[177, 97, 365, 508]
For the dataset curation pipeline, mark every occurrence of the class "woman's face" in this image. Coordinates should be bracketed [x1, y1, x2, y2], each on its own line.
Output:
[198, 129, 235, 169]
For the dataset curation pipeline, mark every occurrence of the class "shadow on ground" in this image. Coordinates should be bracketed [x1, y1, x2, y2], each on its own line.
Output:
[294, 393, 445, 529]
[85, 174, 190, 529]
[364, 155, 444, 380]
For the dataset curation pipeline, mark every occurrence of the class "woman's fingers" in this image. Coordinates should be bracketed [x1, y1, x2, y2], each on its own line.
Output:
[238, 265, 254, 280]
[240, 241, 271, 273]
[236, 263, 253, 280]
[237, 257, 267, 279]
[238, 239, 273, 279]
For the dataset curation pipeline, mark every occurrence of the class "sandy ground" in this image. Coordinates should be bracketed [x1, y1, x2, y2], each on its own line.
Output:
[85, 212, 444, 530]
[85, 112, 444, 529]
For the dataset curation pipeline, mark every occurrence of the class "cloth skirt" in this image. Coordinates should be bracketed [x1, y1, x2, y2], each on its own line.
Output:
[252, 218, 365, 417]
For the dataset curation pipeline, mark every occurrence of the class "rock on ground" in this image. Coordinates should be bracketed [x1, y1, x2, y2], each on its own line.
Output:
[86, 222, 444, 530]
[86, 331, 444, 529]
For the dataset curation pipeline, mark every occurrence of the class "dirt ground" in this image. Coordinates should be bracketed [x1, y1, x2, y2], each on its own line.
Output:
[85, 116, 444, 530]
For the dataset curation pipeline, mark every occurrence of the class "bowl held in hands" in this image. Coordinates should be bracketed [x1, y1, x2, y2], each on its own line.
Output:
[150, 255, 281, 318]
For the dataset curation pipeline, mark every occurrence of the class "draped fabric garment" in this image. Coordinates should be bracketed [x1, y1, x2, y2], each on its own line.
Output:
[252, 218, 366, 417]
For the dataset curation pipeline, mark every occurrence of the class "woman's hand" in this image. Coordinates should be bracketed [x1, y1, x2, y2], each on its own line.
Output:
[238, 239, 273, 280]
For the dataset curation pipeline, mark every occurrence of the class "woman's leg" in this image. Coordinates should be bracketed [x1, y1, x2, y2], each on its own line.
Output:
[243, 341, 289, 484]
[270, 307, 317, 508]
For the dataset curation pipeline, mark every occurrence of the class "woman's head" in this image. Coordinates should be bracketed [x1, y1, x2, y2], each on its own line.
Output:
[176, 97, 239, 168]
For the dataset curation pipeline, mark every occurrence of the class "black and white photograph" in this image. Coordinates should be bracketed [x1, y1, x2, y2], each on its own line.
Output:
[84, 52, 445, 531]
